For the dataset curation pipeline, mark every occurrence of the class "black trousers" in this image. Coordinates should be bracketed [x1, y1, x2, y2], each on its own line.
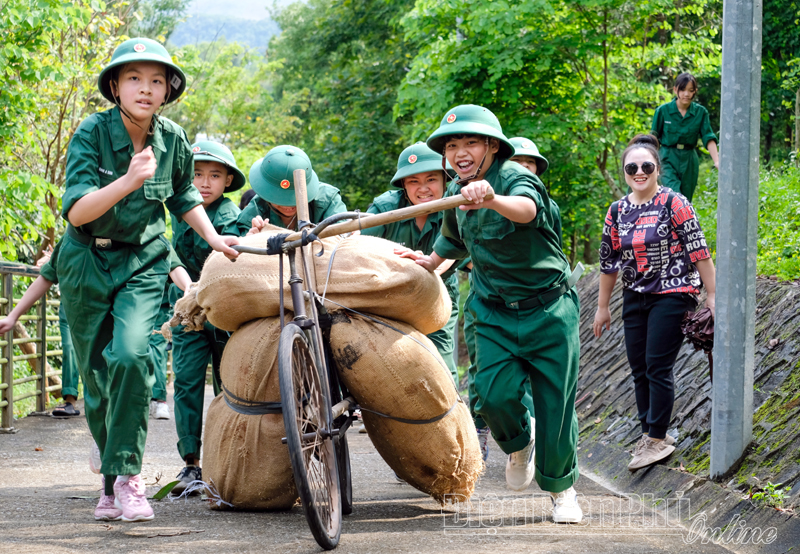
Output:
[622, 289, 696, 439]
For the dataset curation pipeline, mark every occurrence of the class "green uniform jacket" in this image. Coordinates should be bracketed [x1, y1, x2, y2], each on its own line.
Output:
[433, 159, 570, 303]
[651, 99, 717, 149]
[362, 189, 456, 282]
[171, 196, 241, 281]
[235, 183, 347, 234]
[62, 106, 202, 242]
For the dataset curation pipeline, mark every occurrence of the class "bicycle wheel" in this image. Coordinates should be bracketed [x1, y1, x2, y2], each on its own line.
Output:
[279, 323, 342, 550]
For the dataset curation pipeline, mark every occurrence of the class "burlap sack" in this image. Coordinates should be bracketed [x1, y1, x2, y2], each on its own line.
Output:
[328, 312, 483, 504]
[202, 317, 297, 510]
[196, 228, 450, 334]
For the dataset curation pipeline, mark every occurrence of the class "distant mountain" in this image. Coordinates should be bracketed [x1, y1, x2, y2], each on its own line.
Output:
[169, 14, 280, 49]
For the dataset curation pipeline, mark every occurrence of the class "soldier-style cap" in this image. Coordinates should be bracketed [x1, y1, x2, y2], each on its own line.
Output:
[191, 141, 246, 192]
[248, 145, 320, 206]
[509, 137, 549, 175]
[97, 38, 186, 104]
[390, 142, 453, 187]
[426, 105, 514, 159]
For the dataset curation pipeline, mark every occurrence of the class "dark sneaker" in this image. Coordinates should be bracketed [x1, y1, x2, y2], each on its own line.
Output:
[171, 465, 202, 496]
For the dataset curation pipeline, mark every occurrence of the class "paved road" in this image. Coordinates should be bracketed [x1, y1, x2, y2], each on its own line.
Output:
[0, 386, 732, 553]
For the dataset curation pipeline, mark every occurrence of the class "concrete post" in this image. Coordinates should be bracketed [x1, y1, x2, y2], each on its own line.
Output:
[711, 0, 762, 478]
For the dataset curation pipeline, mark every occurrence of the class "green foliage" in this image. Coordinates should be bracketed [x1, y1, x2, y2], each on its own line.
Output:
[394, 0, 722, 263]
[692, 158, 800, 281]
[749, 481, 792, 508]
[269, 0, 418, 209]
[0, 0, 124, 261]
[122, 0, 192, 41]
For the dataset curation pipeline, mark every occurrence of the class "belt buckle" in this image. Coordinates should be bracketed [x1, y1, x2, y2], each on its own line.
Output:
[95, 238, 112, 249]
[676, 144, 685, 150]
[507, 301, 519, 310]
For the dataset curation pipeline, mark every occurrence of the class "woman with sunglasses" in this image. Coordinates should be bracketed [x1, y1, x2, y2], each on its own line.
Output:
[592, 134, 716, 471]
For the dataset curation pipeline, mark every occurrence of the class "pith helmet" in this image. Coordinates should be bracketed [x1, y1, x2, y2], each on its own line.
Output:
[248, 145, 320, 206]
[191, 141, 246, 192]
[509, 137, 549, 175]
[98, 38, 186, 104]
[390, 142, 452, 187]
[426, 105, 515, 159]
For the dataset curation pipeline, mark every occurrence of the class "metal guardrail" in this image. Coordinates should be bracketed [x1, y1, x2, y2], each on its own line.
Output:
[0, 261, 64, 433]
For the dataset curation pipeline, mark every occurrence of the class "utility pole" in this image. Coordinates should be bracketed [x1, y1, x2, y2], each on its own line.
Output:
[711, 0, 762, 478]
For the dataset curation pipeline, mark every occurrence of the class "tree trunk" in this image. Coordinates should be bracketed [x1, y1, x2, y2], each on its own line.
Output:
[12, 322, 62, 398]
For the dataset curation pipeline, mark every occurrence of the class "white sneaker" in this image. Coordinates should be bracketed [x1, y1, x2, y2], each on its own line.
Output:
[150, 400, 170, 420]
[505, 417, 535, 491]
[89, 442, 102, 474]
[551, 486, 583, 523]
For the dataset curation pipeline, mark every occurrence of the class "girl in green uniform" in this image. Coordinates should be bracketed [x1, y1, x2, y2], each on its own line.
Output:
[362, 143, 460, 384]
[651, 73, 719, 201]
[236, 145, 346, 234]
[58, 38, 239, 523]
[169, 140, 245, 495]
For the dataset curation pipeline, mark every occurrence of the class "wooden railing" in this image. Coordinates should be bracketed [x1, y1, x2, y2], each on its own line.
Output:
[0, 262, 64, 433]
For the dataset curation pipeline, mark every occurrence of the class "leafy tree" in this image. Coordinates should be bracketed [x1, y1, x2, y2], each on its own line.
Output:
[395, 0, 721, 263]
[121, 0, 192, 41]
[269, 0, 418, 209]
[0, 0, 123, 261]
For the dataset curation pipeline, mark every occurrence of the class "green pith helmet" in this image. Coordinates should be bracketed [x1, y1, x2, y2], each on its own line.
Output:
[97, 38, 186, 104]
[426, 105, 515, 159]
[191, 141, 246, 192]
[509, 137, 550, 175]
[248, 145, 320, 206]
[390, 142, 453, 187]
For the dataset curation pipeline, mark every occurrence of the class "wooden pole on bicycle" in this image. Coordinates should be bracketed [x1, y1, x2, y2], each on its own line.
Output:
[292, 168, 319, 293]
[282, 191, 494, 243]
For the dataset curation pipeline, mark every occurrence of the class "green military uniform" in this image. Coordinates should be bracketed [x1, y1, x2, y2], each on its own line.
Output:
[171, 140, 244, 461]
[651, 99, 718, 201]
[362, 142, 460, 383]
[429, 105, 580, 493]
[39, 240, 80, 399]
[151, 246, 185, 403]
[509, 137, 563, 248]
[236, 184, 346, 234]
[235, 144, 346, 235]
[57, 37, 199, 479]
[459, 263, 535, 430]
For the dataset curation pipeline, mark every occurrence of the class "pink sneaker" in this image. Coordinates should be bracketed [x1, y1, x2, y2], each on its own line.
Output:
[113, 475, 154, 522]
[95, 477, 122, 521]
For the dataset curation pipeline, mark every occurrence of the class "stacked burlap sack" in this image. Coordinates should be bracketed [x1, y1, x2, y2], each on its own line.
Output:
[203, 316, 297, 510]
[192, 228, 482, 507]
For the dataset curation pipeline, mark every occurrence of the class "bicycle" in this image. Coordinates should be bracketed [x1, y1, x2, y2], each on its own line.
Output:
[232, 169, 488, 550]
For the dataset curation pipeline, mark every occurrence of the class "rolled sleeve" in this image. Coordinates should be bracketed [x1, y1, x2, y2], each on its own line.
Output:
[165, 135, 202, 218]
[167, 242, 185, 272]
[62, 132, 101, 221]
[508, 177, 547, 229]
[700, 108, 718, 148]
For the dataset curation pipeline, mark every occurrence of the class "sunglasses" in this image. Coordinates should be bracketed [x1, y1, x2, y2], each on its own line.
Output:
[624, 162, 656, 176]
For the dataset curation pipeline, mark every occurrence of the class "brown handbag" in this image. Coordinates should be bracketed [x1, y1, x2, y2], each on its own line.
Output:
[681, 307, 715, 382]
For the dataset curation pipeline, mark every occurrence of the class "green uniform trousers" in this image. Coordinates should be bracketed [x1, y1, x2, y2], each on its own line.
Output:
[170, 284, 228, 460]
[659, 146, 699, 201]
[150, 286, 172, 402]
[470, 289, 581, 493]
[464, 280, 534, 431]
[59, 234, 170, 476]
[58, 303, 80, 398]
